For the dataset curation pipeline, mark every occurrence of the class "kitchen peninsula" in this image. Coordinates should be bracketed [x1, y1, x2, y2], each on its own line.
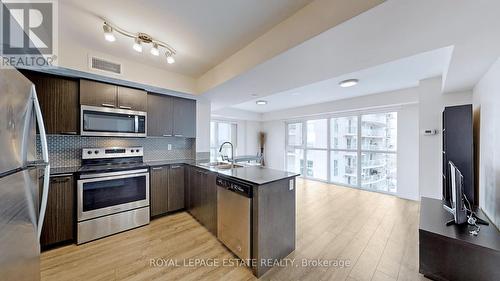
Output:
[148, 160, 300, 277]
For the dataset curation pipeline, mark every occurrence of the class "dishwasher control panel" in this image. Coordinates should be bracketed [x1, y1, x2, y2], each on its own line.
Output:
[216, 176, 253, 198]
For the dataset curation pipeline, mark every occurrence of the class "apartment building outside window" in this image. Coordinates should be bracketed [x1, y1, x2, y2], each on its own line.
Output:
[286, 112, 397, 193]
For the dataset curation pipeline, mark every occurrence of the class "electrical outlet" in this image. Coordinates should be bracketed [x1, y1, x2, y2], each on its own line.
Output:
[168, 144, 172, 150]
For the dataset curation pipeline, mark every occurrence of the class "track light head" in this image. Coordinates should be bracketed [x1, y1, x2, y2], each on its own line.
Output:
[103, 24, 115, 42]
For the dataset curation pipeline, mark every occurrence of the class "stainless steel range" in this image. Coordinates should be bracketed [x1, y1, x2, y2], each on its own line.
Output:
[77, 147, 149, 244]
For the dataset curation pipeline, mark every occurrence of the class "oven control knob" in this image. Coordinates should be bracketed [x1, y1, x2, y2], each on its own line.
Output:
[94, 150, 99, 154]
[130, 149, 134, 153]
[87, 151, 92, 155]
[136, 149, 140, 152]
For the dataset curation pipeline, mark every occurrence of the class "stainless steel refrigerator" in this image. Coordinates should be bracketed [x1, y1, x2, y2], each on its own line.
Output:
[0, 67, 50, 281]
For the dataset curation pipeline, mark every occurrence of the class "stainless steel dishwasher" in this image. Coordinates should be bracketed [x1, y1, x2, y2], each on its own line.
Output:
[216, 176, 253, 262]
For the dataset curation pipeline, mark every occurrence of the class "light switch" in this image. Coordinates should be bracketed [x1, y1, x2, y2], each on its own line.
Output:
[289, 179, 294, 190]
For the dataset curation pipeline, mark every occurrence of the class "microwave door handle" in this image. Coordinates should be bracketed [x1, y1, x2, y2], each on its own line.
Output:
[135, 116, 138, 133]
[31, 86, 51, 240]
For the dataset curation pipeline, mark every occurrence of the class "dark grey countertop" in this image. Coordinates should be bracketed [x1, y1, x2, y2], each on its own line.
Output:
[145, 159, 195, 167]
[49, 159, 299, 185]
[50, 166, 80, 176]
[193, 164, 299, 185]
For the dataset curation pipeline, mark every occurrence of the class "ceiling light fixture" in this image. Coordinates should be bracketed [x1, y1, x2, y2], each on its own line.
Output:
[339, 79, 359, 88]
[150, 43, 160, 56]
[165, 51, 175, 64]
[256, 100, 268, 105]
[132, 38, 143, 53]
[103, 24, 116, 42]
[102, 20, 176, 63]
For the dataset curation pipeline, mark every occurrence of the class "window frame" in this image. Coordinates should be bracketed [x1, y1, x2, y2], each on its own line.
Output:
[285, 110, 398, 194]
[210, 120, 238, 160]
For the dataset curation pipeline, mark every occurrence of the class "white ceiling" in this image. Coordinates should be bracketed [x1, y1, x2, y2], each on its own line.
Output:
[205, 0, 500, 112]
[232, 47, 453, 113]
[59, 0, 313, 77]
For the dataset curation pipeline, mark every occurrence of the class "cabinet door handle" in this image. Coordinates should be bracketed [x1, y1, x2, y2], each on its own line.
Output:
[60, 131, 77, 135]
[51, 173, 73, 177]
[171, 165, 182, 169]
[174, 134, 183, 137]
[101, 103, 115, 108]
[51, 177, 70, 183]
[119, 105, 132, 109]
[152, 167, 163, 170]
[163, 134, 172, 137]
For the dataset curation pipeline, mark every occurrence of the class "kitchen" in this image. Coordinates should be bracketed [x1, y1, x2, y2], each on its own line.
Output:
[4, 1, 500, 281]
[1, 67, 298, 280]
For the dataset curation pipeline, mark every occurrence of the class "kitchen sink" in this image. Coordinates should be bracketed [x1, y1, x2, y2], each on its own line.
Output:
[199, 162, 244, 169]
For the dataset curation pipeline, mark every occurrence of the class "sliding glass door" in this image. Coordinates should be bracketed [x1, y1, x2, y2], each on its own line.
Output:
[285, 112, 398, 194]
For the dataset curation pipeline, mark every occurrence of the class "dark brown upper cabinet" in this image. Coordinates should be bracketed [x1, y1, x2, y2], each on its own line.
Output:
[21, 70, 79, 135]
[117, 86, 147, 111]
[147, 93, 174, 137]
[80, 80, 147, 111]
[172, 97, 196, 138]
[80, 79, 117, 108]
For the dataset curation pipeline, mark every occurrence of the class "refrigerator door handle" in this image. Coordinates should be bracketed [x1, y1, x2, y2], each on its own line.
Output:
[31, 86, 51, 240]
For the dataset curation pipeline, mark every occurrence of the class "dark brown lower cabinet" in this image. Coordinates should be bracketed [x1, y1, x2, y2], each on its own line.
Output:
[167, 165, 185, 212]
[150, 165, 185, 217]
[186, 166, 217, 235]
[40, 175, 75, 249]
[150, 166, 169, 217]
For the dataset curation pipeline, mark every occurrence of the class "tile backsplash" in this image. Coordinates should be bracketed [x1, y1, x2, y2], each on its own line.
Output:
[37, 135, 195, 168]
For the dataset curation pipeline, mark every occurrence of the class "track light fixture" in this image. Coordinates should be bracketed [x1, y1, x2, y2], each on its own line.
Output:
[102, 19, 176, 64]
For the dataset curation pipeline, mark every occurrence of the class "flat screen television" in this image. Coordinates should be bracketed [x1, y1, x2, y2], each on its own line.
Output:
[443, 161, 468, 225]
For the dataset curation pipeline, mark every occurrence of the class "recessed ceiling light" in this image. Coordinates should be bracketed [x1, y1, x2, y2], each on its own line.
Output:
[256, 100, 268, 105]
[339, 79, 359, 88]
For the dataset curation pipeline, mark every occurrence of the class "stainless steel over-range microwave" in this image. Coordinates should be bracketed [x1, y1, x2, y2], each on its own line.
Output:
[81, 105, 147, 137]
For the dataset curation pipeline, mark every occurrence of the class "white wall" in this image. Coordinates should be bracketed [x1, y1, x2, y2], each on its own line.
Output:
[417, 77, 472, 200]
[397, 104, 420, 200]
[261, 120, 286, 170]
[472, 58, 500, 229]
[196, 97, 211, 155]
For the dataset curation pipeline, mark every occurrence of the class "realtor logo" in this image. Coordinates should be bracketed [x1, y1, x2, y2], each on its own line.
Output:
[1, 0, 58, 68]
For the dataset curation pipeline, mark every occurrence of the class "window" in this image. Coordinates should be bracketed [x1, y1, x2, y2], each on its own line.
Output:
[286, 112, 398, 194]
[360, 112, 397, 192]
[210, 121, 237, 160]
[286, 119, 328, 181]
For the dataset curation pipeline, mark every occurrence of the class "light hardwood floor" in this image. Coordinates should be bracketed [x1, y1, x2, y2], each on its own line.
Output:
[41, 179, 428, 281]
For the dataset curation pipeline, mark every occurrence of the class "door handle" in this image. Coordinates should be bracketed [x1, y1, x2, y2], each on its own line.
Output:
[119, 105, 132, 109]
[101, 103, 115, 108]
[152, 167, 164, 170]
[31, 86, 51, 241]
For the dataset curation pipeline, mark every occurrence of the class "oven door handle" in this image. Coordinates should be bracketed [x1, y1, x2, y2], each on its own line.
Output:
[79, 169, 149, 180]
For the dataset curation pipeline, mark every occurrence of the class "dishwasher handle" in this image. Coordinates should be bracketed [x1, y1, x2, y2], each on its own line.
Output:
[216, 176, 253, 198]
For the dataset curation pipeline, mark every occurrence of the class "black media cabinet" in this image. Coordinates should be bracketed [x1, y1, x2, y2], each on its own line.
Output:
[419, 197, 500, 281]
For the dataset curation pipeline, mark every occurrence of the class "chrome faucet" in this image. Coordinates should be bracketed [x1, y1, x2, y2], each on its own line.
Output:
[219, 141, 234, 168]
